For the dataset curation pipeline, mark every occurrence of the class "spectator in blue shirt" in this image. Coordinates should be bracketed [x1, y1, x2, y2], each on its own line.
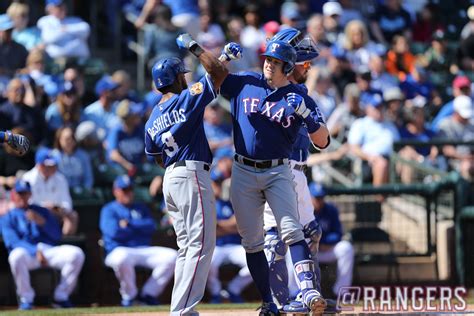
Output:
[106, 100, 145, 177]
[203, 101, 233, 157]
[2, 179, 85, 310]
[53, 126, 94, 192]
[7, 2, 41, 51]
[309, 183, 353, 298]
[100, 175, 177, 307]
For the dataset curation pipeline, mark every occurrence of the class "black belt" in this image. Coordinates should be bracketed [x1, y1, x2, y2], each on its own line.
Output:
[234, 154, 286, 169]
[293, 164, 307, 172]
[174, 160, 210, 171]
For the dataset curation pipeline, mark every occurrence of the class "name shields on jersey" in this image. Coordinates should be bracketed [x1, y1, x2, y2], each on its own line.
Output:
[147, 108, 187, 140]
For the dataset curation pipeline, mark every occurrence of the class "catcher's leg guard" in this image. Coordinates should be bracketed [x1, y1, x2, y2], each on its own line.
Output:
[294, 259, 326, 313]
[303, 220, 322, 293]
[264, 228, 289, 307]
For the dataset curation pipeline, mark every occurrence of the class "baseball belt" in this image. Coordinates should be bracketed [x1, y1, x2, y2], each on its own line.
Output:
[174, 160, 210, 171]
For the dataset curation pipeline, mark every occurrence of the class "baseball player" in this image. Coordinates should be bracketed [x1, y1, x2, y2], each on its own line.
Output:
[0, 130, 30, 156]
[144, 33, 242, 315]
[261, 29, 328, 312]
[207, 158, 252, 304]
[2, 179, 85, 310]
[100, 175, 177, 307]
[219, 39, 330, 315]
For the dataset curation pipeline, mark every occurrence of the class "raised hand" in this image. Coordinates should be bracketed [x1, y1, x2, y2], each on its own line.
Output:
[221, 42, 243, 61]
[287, 93, 310, 119]
[176, 33, 197, 50]
[6, 131, 30, 156]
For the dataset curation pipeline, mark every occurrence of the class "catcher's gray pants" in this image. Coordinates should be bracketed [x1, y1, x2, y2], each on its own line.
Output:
[230, 160, 305, 253]
[163, 161, 216, 316]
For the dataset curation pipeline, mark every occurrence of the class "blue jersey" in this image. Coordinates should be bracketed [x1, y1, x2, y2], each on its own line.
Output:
[314, 202, 343, 246]
[99, 201, 157, 255]
[215, 199, 241, 246]
[220, 72, 319, 159]
[144, 75, 217, 167]
[2, 205, 62, 256]
[290, 127, 310, 162]
[107, 124, 145, 165]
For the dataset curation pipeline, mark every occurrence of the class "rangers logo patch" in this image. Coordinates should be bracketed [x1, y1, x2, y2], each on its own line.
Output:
[190, 82, 203, 96]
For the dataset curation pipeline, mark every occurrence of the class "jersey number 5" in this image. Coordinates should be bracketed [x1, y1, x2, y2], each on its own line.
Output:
[161, 131, 179, 157]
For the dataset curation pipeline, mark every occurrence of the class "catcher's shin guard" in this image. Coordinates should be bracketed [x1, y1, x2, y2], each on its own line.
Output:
[264, 228, 289, 307]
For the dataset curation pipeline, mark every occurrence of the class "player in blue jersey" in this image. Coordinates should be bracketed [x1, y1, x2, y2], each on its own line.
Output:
[0, 130, 30, 156]
[219, 38, 330, 315]
[144, 33, 242, 316]
[262, 28, 339, 314]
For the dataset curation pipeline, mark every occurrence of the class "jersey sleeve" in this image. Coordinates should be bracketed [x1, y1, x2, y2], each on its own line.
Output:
[176, 74, 217, 113]
[219, 72, 251, 99]
[144, 130, 160, 156]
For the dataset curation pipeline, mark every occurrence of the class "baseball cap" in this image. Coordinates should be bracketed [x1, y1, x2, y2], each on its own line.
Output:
[116, 99, 143, 119]
[46, 0, 64, 6]
[95, 75, 119, 96]
[75, 121, 105, 143]
[35, 148, 59, 166]
[0, 14, 14, 31]
[263, 21, 280, 34]
[453, 95, 473, 119]
[453, 76, 471, 90]
[309, 182, 326, 198]
[14, 179, 31, 193]
[323, 1, 342, 16]
[281, 2, 301, 20]
[114, 175, 134, 189]
[468, 6, 474, 20]
[383, 87, 405, 102]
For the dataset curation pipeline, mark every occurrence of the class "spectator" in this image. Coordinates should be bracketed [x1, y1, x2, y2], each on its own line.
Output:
[53, 126, 94, 192]
[385, 35, 416, 81]
[84, 75, 121, 135]
[397, 106, 444, 183]
[112, 70, 140, 102]
[0, 127, 35, 189]
[339, 20, 385, 70]
[438, 95, 474, 181]
[63, 66, 86, 103]
[322, 1, 343, 45]
[348, 95, 400, 186]
[22, 148, 79, 235]
[327, 83, 364, 143]
[308, 183, 354, 298]
[196, 11, 225, 57]
[143, 4, 185, 69]
[7, 2, 41, 51]
[207, 161, 252, 304]
[370, 0, 412, 46]
[36, 0, 90, 59]
[459, 33, 474, 71]
[308, 68, 338, 119]
[326, 46, 356, 98]
[106, 100, 145, 176]
[75, 120, 106, 166]
[45, 81, 85, 134]
[2, 179, 85, 310]
[383, 87, 405, 127]
[431, 76, 472, 132]
[338, 0, 363, 27]
[412, 3, 442, 43]
[368, 54, 398, 92]
[0, 14, 29, 78]
[163, 0, 200, 38]
[204, 102, 233, 156]
[461, 6, 474, 40]
[355, 68, 382, 109]
[100, 175, 177, 307]
[422, 29, 457, 74]
[280, 1, 304, 30]
[0, 78, 44, 145]
[240, 4, 265, 69]
[306, 14, 331, 66]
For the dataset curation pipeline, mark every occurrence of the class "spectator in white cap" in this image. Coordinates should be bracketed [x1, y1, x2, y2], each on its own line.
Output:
[383, 87, 405, 126]
[322, 1, 343, 45]
[75, 120, 106, 165]
[36, 0, 90, 59]
[0, 13, 29, 78]
[438, 95, 474, 180]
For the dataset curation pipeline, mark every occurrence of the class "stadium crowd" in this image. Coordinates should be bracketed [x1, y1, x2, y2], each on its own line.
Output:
[0, 0, 473, 310]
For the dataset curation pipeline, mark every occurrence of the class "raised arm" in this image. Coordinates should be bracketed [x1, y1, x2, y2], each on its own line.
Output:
[176, 34, 242, 90]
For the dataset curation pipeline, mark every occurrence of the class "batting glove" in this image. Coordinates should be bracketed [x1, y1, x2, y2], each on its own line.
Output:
[6, 130, 30, 156]
[176, 33, 197, 50]
[287, 93, 311, 119]
[220, 42, 243, 61]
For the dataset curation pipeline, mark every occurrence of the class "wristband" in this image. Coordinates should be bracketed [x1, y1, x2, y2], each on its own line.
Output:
[304, 118, 321, 134]
[189, 43, 204, 57]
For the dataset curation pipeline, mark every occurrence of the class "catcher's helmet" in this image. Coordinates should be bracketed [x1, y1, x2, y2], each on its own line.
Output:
[262, 40, 297, 75]
[271, 27, 319, 63]
[151, 57, 189, 90]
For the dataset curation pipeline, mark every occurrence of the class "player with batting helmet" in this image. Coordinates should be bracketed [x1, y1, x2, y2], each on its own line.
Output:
[218, 34, 330, 315]
[144, 33, 242, 315]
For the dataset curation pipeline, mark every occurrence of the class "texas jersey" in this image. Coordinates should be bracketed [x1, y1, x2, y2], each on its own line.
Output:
[220, 71, 319, 160]
[144, 75, 217, 167]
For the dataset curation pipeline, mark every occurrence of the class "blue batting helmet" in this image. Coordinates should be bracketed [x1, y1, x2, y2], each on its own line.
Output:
[151, 57, 190, 90]
[262, 40, 297, 75]
[271, 27, 319, 63]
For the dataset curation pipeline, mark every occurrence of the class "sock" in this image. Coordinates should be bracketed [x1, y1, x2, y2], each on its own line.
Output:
[246, 251, 273, 302]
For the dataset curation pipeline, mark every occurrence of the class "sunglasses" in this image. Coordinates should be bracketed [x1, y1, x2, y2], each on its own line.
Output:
[296, 61, 312, 70]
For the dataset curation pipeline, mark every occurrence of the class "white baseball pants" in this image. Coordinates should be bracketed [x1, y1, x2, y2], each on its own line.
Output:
[8, 244, 85, 303]
[105, 246, 177, 301]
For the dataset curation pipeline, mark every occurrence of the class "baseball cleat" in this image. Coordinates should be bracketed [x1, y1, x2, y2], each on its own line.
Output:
[259, 301, 280, 316]
[306, 291, 327, 314]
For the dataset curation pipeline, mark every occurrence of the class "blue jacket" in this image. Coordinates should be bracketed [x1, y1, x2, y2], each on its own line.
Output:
[2, 205, 62, 256]
[100, 201, 156, 255]
[314, 202, 343, 246]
